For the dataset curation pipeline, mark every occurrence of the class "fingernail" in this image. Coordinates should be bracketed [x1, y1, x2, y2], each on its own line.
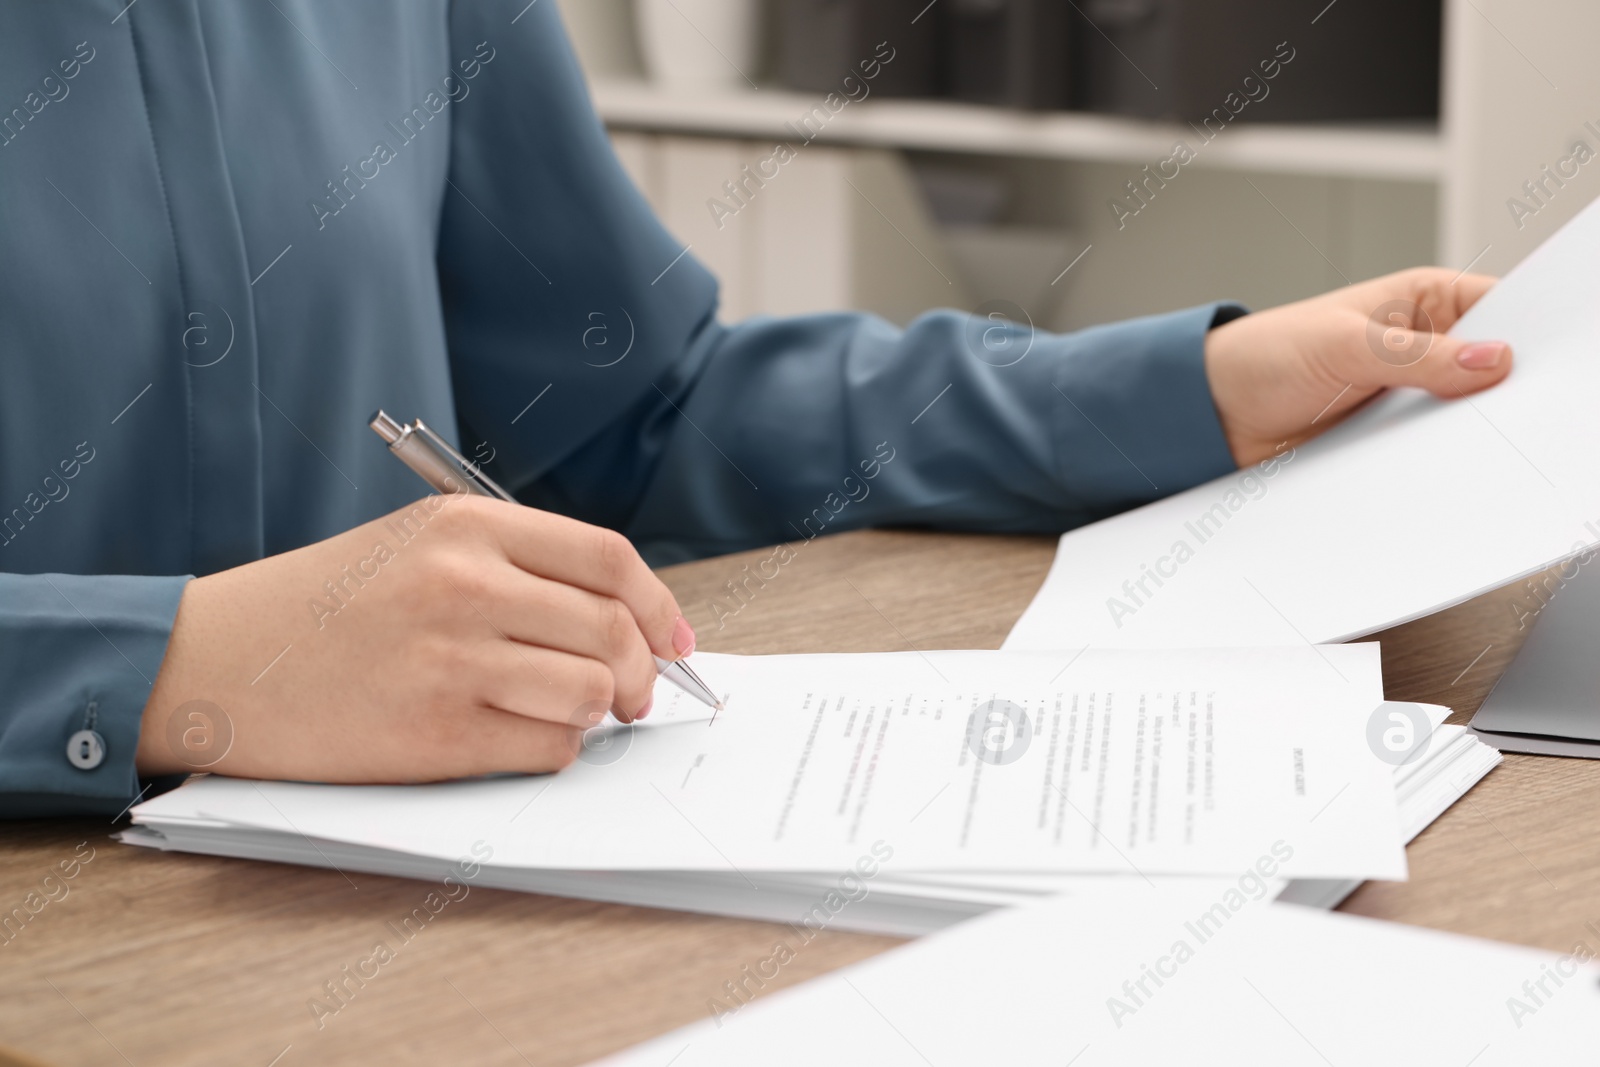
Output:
[1458, 342, 1507, 370]
[636, 696, 653, 721]
[672, 615, 696, 658]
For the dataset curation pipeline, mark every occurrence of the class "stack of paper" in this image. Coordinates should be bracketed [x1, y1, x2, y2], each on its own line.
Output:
[1277, 706, 1500, 909]
[874, 705, 1501, 921]
[123, 648, 1492, 935]
[589, 883, 1598, 1066]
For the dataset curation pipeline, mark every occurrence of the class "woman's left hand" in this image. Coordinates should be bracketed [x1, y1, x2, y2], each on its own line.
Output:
[1204, 267, 1514, 467]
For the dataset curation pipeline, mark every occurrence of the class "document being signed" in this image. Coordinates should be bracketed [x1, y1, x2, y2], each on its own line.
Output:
[133, 647, 1404, 882]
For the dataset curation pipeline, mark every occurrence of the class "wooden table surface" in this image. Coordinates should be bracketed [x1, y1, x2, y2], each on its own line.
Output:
[3, 529, 1598, 1067]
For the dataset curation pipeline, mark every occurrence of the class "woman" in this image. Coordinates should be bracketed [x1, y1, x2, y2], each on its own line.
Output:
[0, 0, 1510, 816]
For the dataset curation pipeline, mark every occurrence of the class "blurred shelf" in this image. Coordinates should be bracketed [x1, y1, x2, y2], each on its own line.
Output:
[593, 80, 1444, 182]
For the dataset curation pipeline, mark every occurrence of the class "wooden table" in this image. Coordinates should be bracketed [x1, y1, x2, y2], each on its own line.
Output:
[3, 530, 1598, 1067]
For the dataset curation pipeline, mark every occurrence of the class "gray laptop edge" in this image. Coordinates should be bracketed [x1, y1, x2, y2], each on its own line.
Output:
[1471, 555, 1600, 757]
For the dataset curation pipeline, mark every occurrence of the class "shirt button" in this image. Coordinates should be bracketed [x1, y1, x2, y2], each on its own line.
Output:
[67, 729, 106, 770]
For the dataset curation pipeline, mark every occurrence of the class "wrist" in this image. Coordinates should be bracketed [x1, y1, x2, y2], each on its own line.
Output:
[1202, 312, 1269, 468]
[135, 576, 211, 776]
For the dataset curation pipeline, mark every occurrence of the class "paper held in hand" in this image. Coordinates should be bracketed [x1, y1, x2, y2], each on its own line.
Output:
[1005, 193, 1600, 651]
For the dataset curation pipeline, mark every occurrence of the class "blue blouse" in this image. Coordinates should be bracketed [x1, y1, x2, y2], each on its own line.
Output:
[0, 0, 1240, 816]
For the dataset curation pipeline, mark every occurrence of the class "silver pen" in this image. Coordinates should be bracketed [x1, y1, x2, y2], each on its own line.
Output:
[369, 410, 723, 712]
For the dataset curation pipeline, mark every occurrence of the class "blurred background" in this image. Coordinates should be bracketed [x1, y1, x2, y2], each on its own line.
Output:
[556, 0, 1600, 331]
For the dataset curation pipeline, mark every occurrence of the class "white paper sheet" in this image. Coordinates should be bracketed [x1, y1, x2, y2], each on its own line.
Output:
[591, 884, 1599, 1066]
[131, 648, 1404, 881]
[1005, 193, 1600, 651]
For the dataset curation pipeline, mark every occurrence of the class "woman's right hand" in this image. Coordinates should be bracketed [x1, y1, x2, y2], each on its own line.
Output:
[134, 494, 695, 782]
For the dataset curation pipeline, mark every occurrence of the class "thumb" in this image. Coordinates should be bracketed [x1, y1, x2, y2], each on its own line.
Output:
[1365, 330, 1514, 399]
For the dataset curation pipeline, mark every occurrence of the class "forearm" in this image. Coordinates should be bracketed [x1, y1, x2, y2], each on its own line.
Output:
[526, 303, 1247, 566]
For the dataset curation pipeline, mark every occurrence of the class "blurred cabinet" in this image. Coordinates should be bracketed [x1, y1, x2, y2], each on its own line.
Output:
[612, 132, 969, 325]
[562, 0, 1600, 330]
[1439, 0, 1600, 273]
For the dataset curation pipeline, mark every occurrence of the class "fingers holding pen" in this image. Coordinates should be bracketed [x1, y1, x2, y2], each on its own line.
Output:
[471, 643, 627, 729]
[477, 502, 693, 663]
[431, 551, 659, 724]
